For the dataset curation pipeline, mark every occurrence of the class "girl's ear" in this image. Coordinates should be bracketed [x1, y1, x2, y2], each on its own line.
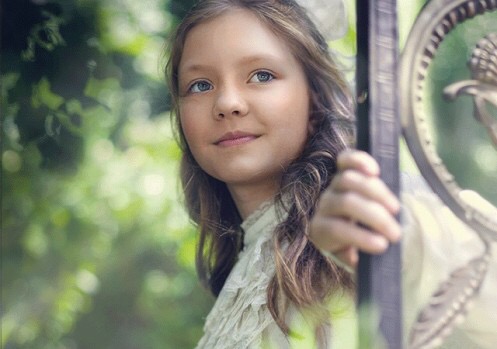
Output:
[307, 100, 319, 136]
[307, 114, 317, 136]
[306, 89, 320, 136]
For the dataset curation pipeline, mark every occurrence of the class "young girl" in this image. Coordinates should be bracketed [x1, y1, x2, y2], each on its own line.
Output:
[166, 0, 496, 348]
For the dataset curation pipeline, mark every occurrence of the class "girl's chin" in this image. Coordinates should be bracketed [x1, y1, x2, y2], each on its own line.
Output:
[223, 176, 280, 194]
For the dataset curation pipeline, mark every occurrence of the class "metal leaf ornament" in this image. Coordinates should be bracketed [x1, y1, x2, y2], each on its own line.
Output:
[444, 33, 497, 149]
[408, 242, 492, 349]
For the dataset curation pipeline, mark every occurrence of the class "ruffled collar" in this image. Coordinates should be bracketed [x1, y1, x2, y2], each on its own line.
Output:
[240, 199, 283, 250]
[195, 199, 288, 349]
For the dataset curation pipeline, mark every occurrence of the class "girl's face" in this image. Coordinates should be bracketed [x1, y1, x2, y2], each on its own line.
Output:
[178, 8, 310, 205]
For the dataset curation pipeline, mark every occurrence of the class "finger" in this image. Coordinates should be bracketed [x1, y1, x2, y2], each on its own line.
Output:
[331, 169, 400, 214]
[345, 247, 359, 266]
[320, 247, 357, 273]
[310, 215, 390, 254]
[320, 191, 401, 242]
[337, 150, 379, 176]
[335, 246, 359, 269]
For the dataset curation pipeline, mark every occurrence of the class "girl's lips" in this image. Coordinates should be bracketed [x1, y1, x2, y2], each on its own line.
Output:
[215, 131, 258, 147]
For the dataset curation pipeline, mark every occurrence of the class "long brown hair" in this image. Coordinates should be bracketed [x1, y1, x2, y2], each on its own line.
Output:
[166, 0, 356, 335]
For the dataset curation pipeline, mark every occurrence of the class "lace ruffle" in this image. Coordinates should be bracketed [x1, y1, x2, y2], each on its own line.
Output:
[195, 201, 286, 349]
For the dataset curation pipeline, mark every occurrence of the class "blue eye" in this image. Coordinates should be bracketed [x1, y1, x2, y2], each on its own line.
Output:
[189, 81, 212, 93]
[250, 71, 274, 83]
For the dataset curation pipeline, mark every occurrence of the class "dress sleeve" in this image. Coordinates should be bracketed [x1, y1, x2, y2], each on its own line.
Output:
[402, 184, 497, 348]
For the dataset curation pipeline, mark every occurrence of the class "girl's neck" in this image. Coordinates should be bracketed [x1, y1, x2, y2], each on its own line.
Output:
[227, 181, 279, 220]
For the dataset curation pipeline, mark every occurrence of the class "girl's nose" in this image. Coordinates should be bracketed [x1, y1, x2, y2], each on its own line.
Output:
[213, 85, 248, 119]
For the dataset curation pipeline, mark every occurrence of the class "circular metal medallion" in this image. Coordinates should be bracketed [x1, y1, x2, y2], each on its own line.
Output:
[401, 0, 497, 242]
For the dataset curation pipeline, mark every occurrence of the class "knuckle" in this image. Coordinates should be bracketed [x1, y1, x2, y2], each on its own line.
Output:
[337, 150, 351, 163]
[309, 218, 344, 252]
[315, 190, 335, 214]
[340, 192, 358, 211]
[330, 172, 344, 189]
[373, 208, 395, 233]
[322, 185, 336, 201]
[308, 217, 327, 241]
[340, 169, 359, 186]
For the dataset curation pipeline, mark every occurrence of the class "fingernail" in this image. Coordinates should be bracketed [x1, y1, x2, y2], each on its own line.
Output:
[390, 224, 402, 242]
[375, 236, 389, 250]
[387, 196, 400, 213]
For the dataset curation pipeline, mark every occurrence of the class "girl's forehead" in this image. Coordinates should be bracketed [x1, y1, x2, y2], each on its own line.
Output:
[179, 8, 300, 70]
[186, 8, 291, 48]
[185, 8, 269, 42]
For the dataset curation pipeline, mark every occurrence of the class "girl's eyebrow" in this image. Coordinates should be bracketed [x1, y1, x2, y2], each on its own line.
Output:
[180, 54, 284, 74]
[179, 63, 212, 75]
[237, 54, 283, 65]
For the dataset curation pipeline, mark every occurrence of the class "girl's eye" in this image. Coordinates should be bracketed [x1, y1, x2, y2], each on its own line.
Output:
[188, 81, 212, 93]
[250, 71, 275, 83]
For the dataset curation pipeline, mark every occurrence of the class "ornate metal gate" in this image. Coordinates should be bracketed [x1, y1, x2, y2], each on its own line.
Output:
[356, 0, 496, 348]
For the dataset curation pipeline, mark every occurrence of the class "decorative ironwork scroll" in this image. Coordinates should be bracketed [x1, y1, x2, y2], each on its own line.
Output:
[356, 0, 402, 348]
[402, 0, 497, 244]
[401, 0, 496, 348]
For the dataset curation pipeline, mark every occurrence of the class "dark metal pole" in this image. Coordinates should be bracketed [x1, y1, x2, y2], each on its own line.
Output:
[356, 0, 402, 348]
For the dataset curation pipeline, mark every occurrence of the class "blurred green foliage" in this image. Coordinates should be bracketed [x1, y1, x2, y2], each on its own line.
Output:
[2, 0, 213, 348]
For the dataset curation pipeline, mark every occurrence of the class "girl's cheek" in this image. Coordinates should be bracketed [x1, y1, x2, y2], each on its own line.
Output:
[179, 105, 192, 129]
[180, 117, 194, 141]
[179, 110, 201, 145]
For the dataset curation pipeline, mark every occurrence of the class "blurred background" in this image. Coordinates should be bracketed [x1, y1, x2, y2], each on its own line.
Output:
[3, 0, 494, 348]
[2, 0, 214, 348]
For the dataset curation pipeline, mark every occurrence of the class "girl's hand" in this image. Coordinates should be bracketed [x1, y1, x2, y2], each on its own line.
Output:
[309, 150, 401, 271]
